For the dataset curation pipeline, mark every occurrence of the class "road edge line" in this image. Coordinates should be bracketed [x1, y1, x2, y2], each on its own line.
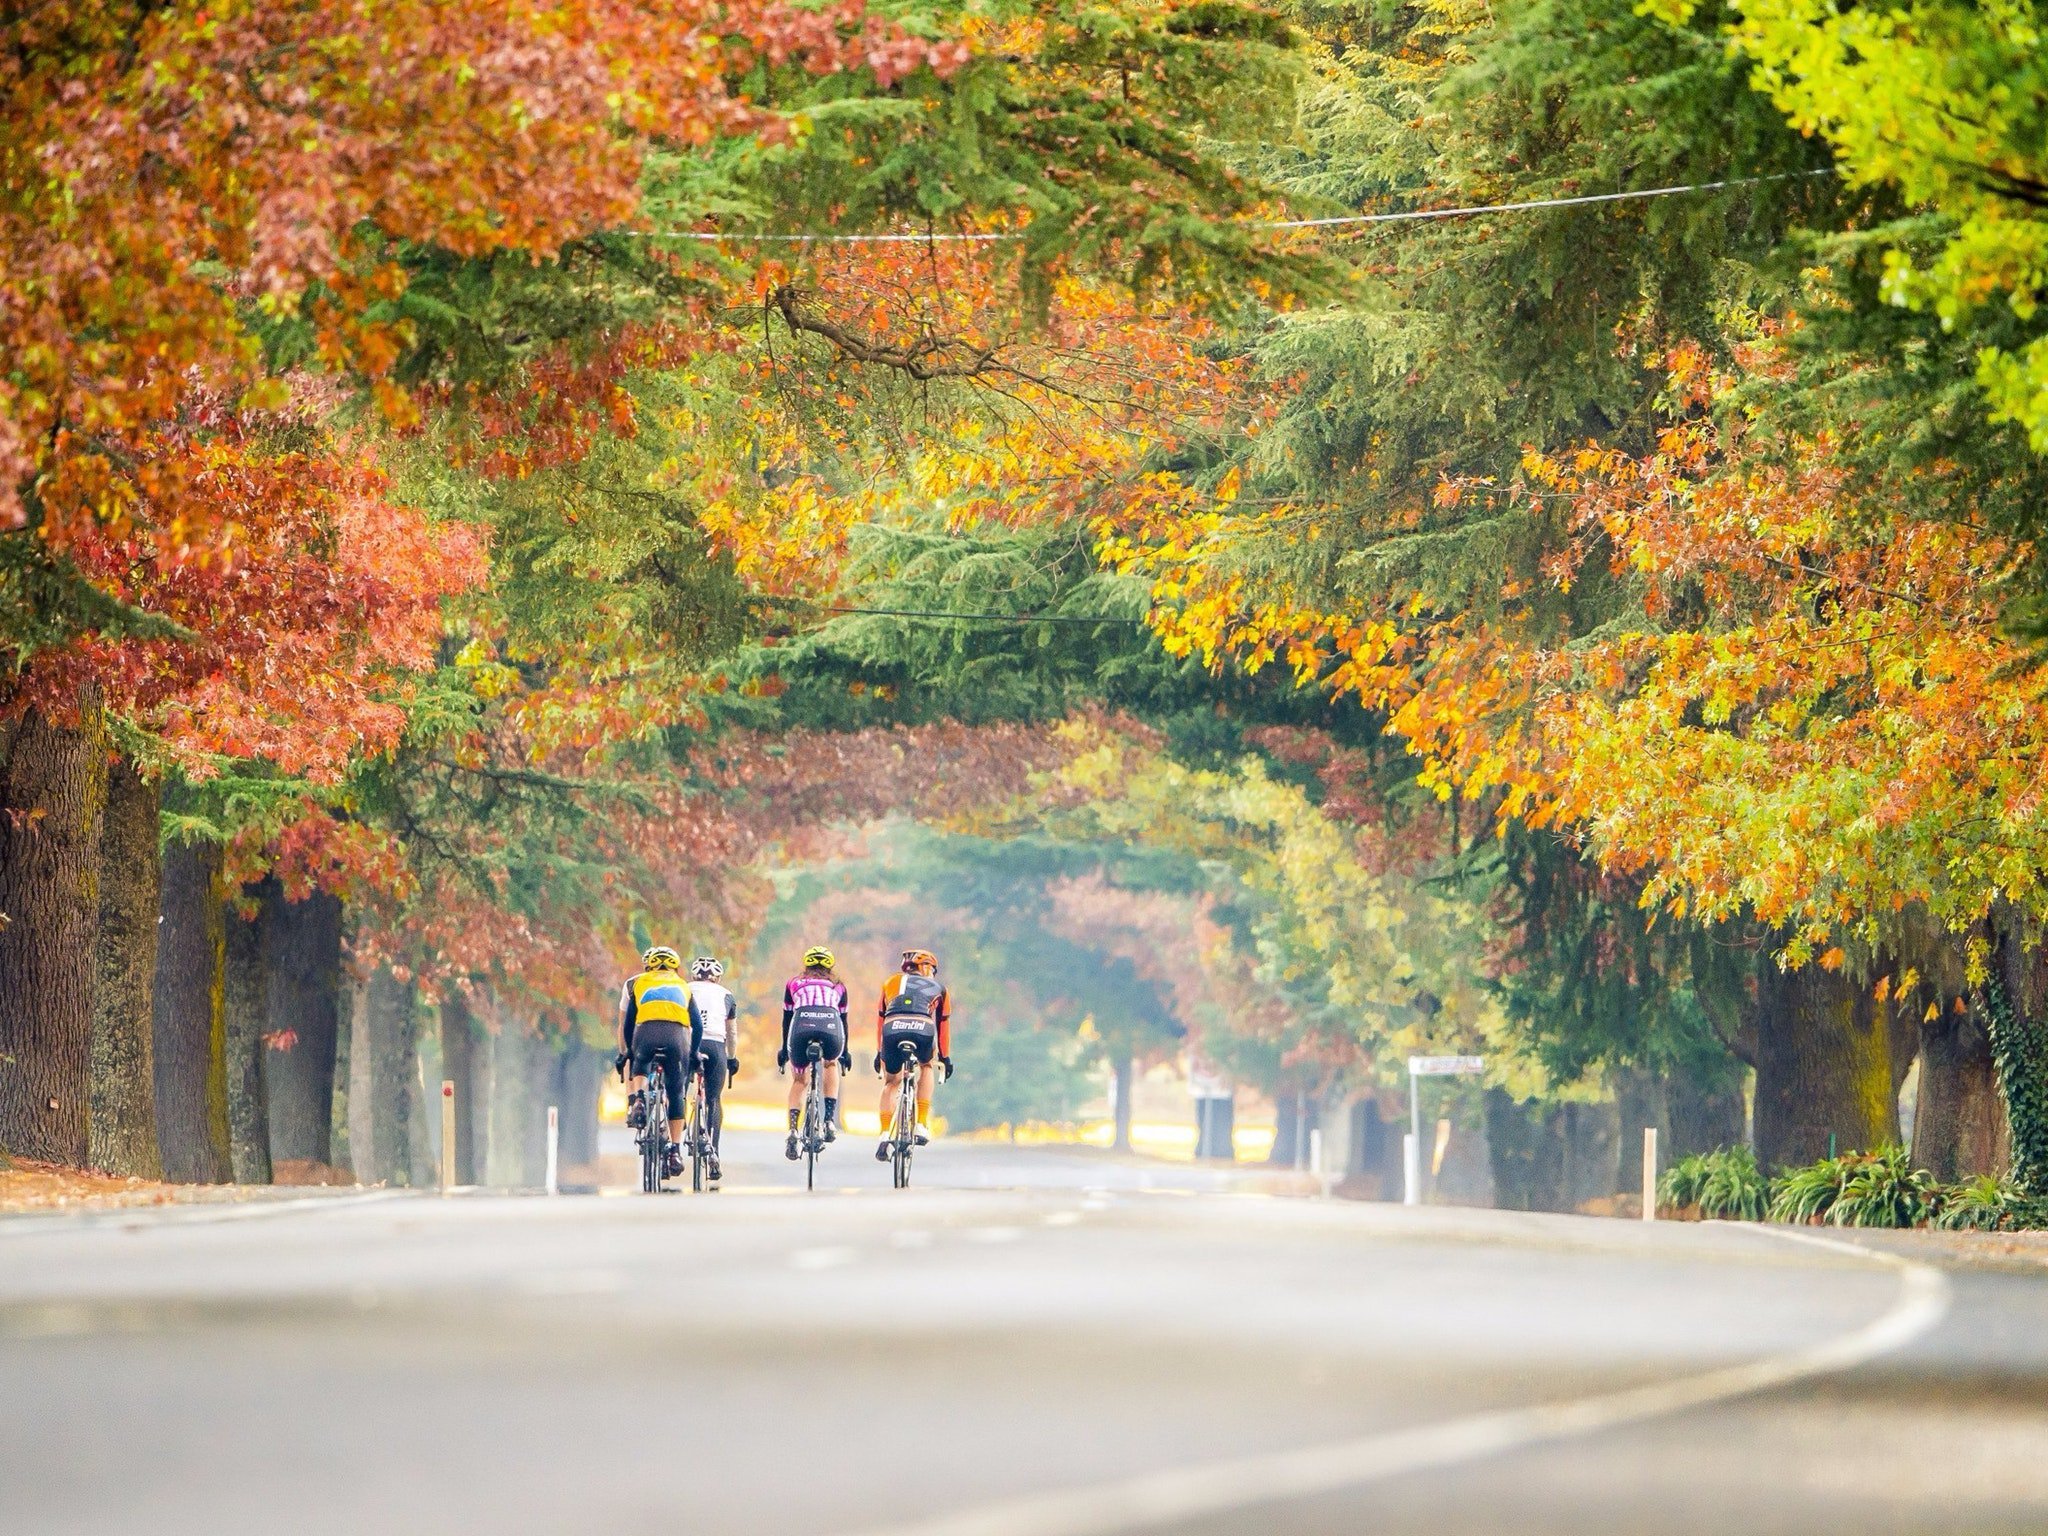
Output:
[861, 1226, 1951, 1536]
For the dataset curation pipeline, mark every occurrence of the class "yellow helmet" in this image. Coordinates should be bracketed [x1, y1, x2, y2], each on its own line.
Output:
[802, 945, 836, 970]
[642, 945, 682, 972]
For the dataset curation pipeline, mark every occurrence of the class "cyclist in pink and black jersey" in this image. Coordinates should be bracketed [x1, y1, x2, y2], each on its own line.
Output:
[778, 945, 851, 1160]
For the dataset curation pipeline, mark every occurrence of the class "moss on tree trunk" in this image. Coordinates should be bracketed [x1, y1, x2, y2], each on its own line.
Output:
[153, 840, 232, 1183]
[1752, 961, 1897, 1169]
[89, 757, 162, 1177]
[0, 698, 107, 1167]
[360, 967, 417, 1186]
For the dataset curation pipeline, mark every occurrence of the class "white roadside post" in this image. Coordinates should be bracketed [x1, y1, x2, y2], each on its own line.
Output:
[439, 1080, 456, 1192]
[1643, 1126, 1659, 1222]
[1405, 1055, 1485, 1208]
[545, 1105, 560, 1196]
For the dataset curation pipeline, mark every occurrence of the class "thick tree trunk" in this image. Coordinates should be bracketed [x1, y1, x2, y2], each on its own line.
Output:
[1983, 910, 2048, 1193]
[89, 758, 162, 1177]
[558, 1046, 604, 1172]
[222, 887, 272, 1183]
[263, 886, 343, 1170]
[440, 992, 484, 1185]
[359, 967, 417, 1186]
[1111, 1050, 1134, 1152]
[1266, 1090, 1320, 1167]
[1752, 962, 1896, 1169]
[1913, 1002, 2009, 1181]
[152, 840, 232, 1183]
[485, 1020, 529, 1187]
[1667, 1068, 1748, 1158]
[0, 701, 107, 1167]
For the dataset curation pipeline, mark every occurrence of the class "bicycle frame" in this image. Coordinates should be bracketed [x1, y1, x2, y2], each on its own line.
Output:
[890, 1056, 921, 1189]
[687, 1059, 710, 1193]
[639, 1066, 671, 1194]
[801, 1040, 828, 1191]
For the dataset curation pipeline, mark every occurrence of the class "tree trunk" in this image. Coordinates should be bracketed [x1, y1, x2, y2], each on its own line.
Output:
[360, 967, 417, 1186]
[1913, 1001, 2009, 1181]
[1111, 1050, 1133, 1152]
[1266, 1090, 1319, 1167]
[485, 1020, 529, 1187]
[263, 886, 343, 1170]
[1753, 961, 1897, 1169]
[1667, 1067, 1748, 1159]
[152, 840, 232, 1183]
[0, 701, 107, 1167]
[558, 1046, 604, 1173]
[1983, 910, 2048, 1193]
[89, 757, 162, 1177]
[222, 886, 272, 1183]
[440, 991, 484, 1185]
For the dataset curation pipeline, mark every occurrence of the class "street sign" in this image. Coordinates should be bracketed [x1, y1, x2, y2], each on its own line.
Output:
[1408, 1055, 1484, 1076]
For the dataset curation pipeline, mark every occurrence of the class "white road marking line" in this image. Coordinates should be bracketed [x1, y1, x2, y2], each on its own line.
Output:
[0, 1188, 413, 1238]
[964, 1226, 1022, 1245]
[852, 1229, 1951, 1536]
[789, 1246, 858, 1271]
[1043, 1211, 1083, 1227]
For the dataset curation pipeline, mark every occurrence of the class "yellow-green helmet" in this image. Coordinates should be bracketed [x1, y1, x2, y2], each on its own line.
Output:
[802, 945, 836, 970]
[642, 945, 682, 972]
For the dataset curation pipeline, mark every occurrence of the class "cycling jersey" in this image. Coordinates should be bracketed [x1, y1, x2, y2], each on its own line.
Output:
[876, 972, 950, 1056]
[781, 971, 849, 1065]
[620, 970, 703, 1035]
[688, 980, 737, 1045]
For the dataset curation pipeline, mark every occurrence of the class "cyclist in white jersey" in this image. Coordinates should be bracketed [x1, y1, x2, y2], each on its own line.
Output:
[687, 956, 739, 1183]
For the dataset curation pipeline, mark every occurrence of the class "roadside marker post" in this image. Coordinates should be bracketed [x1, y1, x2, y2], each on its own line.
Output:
[1405, 1055, 1484, 1207]
[545, 1106, 560, 1196]
[439, 1080, 456, 1192]
[1643, 1127, 1659, 1222]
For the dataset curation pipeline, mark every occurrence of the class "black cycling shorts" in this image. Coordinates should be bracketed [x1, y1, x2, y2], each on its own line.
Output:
[787, 1019, 845, 1071]
[632, 1019, 698, 1113]
[881, 1017, 937, 1072]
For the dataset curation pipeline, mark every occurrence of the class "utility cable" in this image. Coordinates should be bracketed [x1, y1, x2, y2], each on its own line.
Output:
[633, 170, 1830, 245]
[773, 601, 1149, 625]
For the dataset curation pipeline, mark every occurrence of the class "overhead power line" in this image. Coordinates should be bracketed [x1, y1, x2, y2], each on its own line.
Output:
[633, 170, 1829, 245]
[778, 602, 1150, 625]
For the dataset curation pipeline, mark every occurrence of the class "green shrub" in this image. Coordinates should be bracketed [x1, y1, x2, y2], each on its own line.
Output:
[1828, 1145, 1938, 1228]
[1697, 1145, 1770, 1221]
[1657, 1146, 1770, 1220]
[1658, 1152, 1713, 1212]
[1933, 1174, 2048, 1232]
[1769, 1146, 1936, 1228]
[1768, 1155, 1849, 1224]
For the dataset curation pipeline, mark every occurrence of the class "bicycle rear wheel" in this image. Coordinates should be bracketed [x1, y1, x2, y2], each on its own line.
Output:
[689, 1087, 706, 1193]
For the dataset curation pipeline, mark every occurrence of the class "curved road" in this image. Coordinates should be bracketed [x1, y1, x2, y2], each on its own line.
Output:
[4, 1131, 2047, 1534]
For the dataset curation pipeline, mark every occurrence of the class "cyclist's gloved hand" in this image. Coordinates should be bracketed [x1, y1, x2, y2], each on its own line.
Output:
[872, 1051, 884, 1076]
[776, 1047, 789, 1072]
[839, 1054, 854, 1074]
[726, 1057, 740, 1084]
[612, 1051, 629, 1078]
[940, 1055, 955, 1081]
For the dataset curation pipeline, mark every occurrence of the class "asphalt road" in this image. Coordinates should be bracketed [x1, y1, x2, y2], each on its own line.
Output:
[4, 1130, 2047, 1535]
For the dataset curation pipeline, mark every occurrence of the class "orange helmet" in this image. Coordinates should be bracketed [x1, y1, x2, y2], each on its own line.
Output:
[900, 948, 938, 975]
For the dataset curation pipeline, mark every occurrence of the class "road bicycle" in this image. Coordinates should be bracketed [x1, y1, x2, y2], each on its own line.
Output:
[685, 1052, 714, 1193]
[886, 1053, 920, 1189]
[798, 1039, 829, 1191]
[638, 1060, 672, 1195]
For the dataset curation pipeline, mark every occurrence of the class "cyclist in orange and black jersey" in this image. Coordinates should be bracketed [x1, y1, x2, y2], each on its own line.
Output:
[873, 948, 953, 1160]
